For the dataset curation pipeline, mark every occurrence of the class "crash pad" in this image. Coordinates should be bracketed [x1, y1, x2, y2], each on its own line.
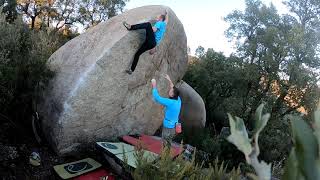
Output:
[96, 142, 135, 155]
[73, 168, 115, 180]
[53, 158, 101, 179]
[122, 134, 183, 157]
[115, 150, 158, 168]
[97, 142, 158, 168]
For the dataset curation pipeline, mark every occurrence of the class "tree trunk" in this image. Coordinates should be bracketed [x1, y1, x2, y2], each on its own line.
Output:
[31, 16, 36, 29]
[47, 16, 50, 28]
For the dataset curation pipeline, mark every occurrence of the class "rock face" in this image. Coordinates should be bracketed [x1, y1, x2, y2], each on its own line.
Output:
[39, 5, 188, 155]
[176, 81, 206, 128]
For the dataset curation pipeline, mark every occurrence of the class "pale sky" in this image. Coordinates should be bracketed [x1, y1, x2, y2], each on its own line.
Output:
[125, 0, 289, 56]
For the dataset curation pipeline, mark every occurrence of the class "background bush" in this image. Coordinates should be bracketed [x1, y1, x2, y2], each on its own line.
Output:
[182, 0, 320, 172]
[0, 12, 67, 123]
[133, 147, 242, 180]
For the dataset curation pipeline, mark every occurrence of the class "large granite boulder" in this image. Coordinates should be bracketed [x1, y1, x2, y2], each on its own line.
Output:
[176, 81, 206, 128]
[39, 5, 188, 155]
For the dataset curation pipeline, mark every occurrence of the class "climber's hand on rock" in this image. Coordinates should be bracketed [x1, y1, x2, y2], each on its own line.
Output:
[163, 74, 171, 81]
[149, 48, 156, 55]
[151, 79, 156, 88]
[162, 74, 174, 88]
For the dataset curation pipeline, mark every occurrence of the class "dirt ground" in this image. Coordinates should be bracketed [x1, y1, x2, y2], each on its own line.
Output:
[0, 121, 116, 180]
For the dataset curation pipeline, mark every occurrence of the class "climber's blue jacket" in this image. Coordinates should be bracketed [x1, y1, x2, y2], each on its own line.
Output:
[152, 88, 181, 128]
[154, 21, 166, 45]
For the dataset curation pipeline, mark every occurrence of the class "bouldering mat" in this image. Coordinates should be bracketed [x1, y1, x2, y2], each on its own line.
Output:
[73, 168, 115, 180]
[122, 134, 183, 157]
[96, 142, 135, 155]
[115, 150, 158, 168]
[97, 142, 158, 168]
[53, 158, 101, 179]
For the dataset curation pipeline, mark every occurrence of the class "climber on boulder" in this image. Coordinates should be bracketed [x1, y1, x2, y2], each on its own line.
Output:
[151, 74, 181, 146]
[123, 10, 168, 74]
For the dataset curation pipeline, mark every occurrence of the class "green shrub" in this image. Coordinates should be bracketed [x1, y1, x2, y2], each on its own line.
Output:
[227, 104, 272, 180]
[133, 147, 242, 180]
[175, 127, 246, 169]
[258, 120, 291, 163]
[226, 102, 320, 179]
[175, 127, 218, 156]
[282, 103, 320, 179]
[0, 12, 63, 122]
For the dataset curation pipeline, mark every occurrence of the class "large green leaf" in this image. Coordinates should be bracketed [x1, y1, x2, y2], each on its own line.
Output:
[291, 117, 320, 180]
[253, 104, 270, 136]
[254, 104, 264, 129]
[282, 150, 300, 180]
[258, 160, 271, 180]
[253, 104, 270, 153]
[314, 105, 320, 151]
[227, 113, 252, 159]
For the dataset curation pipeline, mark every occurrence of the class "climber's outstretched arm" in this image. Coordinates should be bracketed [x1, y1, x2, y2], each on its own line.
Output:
[151, 79, 173, 106]
[163, 74, 174, 93]
[163, 74, 174, 89]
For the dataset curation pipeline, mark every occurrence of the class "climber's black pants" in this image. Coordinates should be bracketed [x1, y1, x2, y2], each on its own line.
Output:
[129, 22, 157, 72]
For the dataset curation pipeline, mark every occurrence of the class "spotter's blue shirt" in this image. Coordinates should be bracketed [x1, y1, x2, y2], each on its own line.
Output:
[152, 88, 181, 128]
[154, 21, 166, 45]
